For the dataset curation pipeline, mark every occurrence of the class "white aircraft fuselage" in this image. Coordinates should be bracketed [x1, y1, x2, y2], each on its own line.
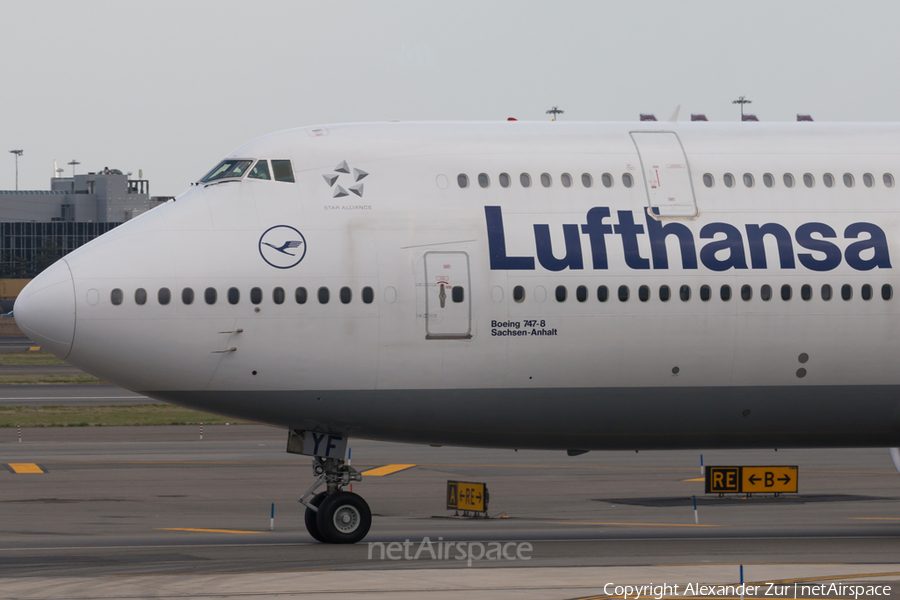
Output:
[15, 121, 900, 451]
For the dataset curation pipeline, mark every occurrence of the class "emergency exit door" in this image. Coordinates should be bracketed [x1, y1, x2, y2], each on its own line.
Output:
[424, 251, 472, 340]
[630, 131, 698, 218]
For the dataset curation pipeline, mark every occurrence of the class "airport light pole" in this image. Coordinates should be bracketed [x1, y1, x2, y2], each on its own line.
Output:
[733, 96, 752, 120]
[546, 106, 564, 121]
[68, 159, 80, 178]
[9, 150, 23, 191]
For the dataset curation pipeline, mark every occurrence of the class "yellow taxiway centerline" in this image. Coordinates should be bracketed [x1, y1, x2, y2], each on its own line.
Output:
[7, 463, 45, 474]
[361, 463, 416, 476]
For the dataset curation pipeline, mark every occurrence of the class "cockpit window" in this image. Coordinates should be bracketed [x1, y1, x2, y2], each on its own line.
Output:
[201, 159, 252, 182]
[247, 160, 271, 180]
[272, 160, 295, 183]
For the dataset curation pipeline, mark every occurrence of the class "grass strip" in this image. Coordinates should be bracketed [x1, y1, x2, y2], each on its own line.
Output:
[0, 374, 105, 385]
[0, 352, 68, 367]
[0, 405, 243, 427]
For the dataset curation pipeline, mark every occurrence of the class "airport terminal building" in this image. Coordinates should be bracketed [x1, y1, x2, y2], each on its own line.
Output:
[0, 169, 168, 278]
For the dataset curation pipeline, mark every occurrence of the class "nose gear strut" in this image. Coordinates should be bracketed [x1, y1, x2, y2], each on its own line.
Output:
[298, 456, 371, 543]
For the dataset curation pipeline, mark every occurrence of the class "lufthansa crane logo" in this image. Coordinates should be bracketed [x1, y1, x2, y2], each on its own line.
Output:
[322, 160, 368, 198]
[259, 225, 307, 269]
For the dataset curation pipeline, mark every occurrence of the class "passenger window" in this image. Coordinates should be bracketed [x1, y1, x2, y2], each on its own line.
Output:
[340, 286, 352, 304]
[201, 159, 252, 182]
[248, 160, 271, 180]
[639, 285, 650, 302]
[843, 173, 855, 187]
[703, 173, 715, 188]
[823, 173, 835, 188]
[723, 173, 735, 188]
[111, 288, 123, 306]
[659, 285, 670, 302]
[841, 284, 852, 301]
[884, 173, 894, 188]
[452, 286, 465, 303]
[295, 287, 308, 304]
[801, 284, 812, 301]
[783, 173, 795, 188]
[763, 173, 774, 188]
[597, 285, 609, 302]
[540, 173, 552, 188]
[318, 287, 330, 304]
[821, 284, 833, 301]
[803, 173, 815, 188]
[576, 285, 587, 302]
[863, 173, 875, 188]
[478, 173, 490, 188]
[720, 285, 731, 301]
[760, 284, 772, 301]
[862, 284, 873, 300]
[618, 285, 629, 302]
[271, 160, 295, 183]
[601, 173, 613, 188]
[700, 285, 711, 301]
[581, 173, 593, 188]
[561, 173, 572, 188]
[227, 287, 239, 305]
[499, 173, 511, 188]
[741, 285, 752, 301]
[882, 284, 893, 300]
[781, 284, 792, 301]
[273, 287, 285, 305]
[205, 287, 217, 305]
[182, 288, 194, 305]
[158, 288, 171, 305]
[250, 287, 262, 305]
[555, 285, 567, 302]
[362, 287, 374, 304]
[520, 173, 531, 187]
[513, 285, 525, 303]
[457, 174, 469, 188]
[743, 173, 755, 188]
[135, 288, 147, 305]
[679, 285, 691, 301]
[622, 173, 634, 188]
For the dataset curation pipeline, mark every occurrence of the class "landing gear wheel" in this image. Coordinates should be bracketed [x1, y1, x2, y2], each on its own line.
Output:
[315, 491, 372, 544]
[304, 491, 328, 542]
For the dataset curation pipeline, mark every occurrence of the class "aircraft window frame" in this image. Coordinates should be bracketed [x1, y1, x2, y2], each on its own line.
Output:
[801, 284, 812, 301]
[295, 287, 308, 304]
[581, 173, 593, 188]
[861, 284, 873, 301]
[763, 173, 775, 188]
[576, 285, 588, 302]
[158, 288, 171, 305]
[205, 287, 217, 305]
[499, 173, 511, 188]
[723, 173, 735, 188]
[227, 287, 240, 305]
[659, 285, 670, 302]
[618, 285, 629, 302]
[823, 173, 835, 188]
[271, 160, 295, 183]
[601, 173, 614, 188]
[843, 173, 855, 188]
[741, 284, 752, 301]
[540, 173, 552, 188]
[638, 285, 650, 302]
[520, 173, 531, 188]
[760, 284, 772, 301]
[783, 173, 795, 188]
[700, 285, 711, 301]
[340, 286, 352, 304]
[679, 285, 691, 302]
[362, 286, 375, 304]
[457, 174, 469, 189]
[803, 173, 815, 188]
[555, 285, 567, 302]
[135, 288, 147, 306]
[622, 173, 635, 188]
[250, 287, 263, 305]
[884, 173, 895, 188]
[821, 284, 833, 301]
[703, 173, 715, 188]
[182, 287, 194, 305]
[597, 285, 609, 302]
[478, 173, 490, 188]
[863, 173, 875, 188]
[561, 173, 572, 188]
[841, 284, 853, 301]
[513, 285, 525, 303]
[273, 287, 285, 305]
[720, 285, 731, 302]
[781, 284, 792, 301]
[882, 284, 893, 300]
[452, 286, 465, 303]
[318, 287, 330, 304]
[247, 160, 271, 180]
[111, 288, 123, 306]
[200, 159, 253, 183]
[743, 173, 755, 188]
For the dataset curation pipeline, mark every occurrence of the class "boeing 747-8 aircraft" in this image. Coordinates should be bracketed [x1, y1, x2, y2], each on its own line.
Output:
[13, 121, 900, 543]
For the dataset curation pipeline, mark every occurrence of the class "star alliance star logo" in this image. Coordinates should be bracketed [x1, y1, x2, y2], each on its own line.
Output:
[323, 160, 368, 198]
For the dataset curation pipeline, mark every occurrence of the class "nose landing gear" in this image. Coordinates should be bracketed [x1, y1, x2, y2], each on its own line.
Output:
[298, 456, 371, 544]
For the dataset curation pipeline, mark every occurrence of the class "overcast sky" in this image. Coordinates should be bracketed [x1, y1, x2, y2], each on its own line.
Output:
[2, 0, 899, 196]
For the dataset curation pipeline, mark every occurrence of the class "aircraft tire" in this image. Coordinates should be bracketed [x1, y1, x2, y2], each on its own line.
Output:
[315, 491, 372, 544]
[304, 492, 328, 542]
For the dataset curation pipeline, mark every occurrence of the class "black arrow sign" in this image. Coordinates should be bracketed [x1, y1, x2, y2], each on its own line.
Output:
[748, 474, 761, 484]
[778, 474, 791, 484]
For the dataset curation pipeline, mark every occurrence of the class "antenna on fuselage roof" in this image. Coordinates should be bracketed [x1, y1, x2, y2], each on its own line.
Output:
[733, 96, 752, 120]
[546, 106, 564, 121]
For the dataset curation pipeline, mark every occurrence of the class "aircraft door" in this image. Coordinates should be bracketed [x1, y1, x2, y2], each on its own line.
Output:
[424, 251, 472, 340]
[630, 131, 698, 218]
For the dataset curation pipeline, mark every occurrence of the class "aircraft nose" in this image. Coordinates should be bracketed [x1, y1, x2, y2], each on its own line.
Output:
[14, 259, 76, 359]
